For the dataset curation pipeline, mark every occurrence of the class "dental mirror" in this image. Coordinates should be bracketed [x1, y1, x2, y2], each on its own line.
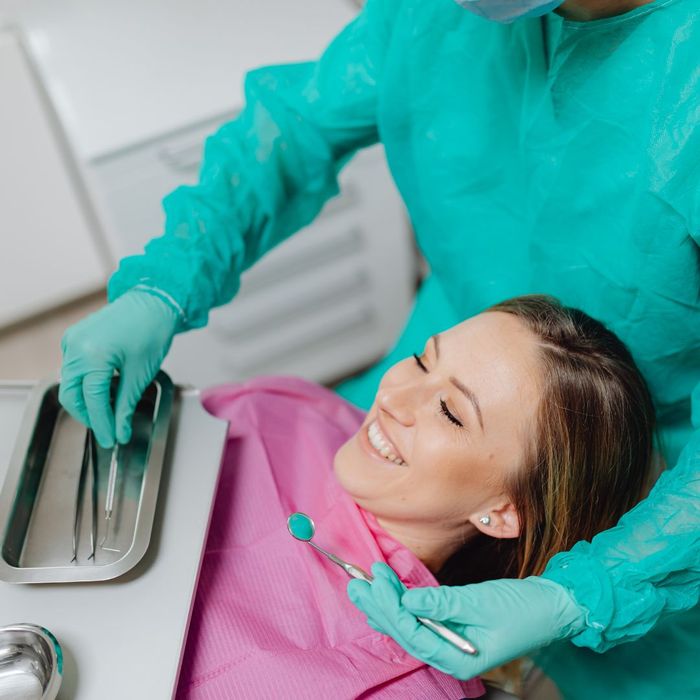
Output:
[287, 512, 372, 580]
[287, 512, 315, 542]
[286, 511, 479, 655]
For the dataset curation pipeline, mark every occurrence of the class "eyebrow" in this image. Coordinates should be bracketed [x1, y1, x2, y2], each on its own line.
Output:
[431, 334, 485, 433]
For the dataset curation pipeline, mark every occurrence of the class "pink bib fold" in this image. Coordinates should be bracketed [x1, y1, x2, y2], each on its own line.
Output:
[176, 376, 484, 699]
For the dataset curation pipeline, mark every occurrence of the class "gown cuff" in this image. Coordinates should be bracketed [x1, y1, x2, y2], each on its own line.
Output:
[542, 549, 614, 652]
[107, 273, 189, 331]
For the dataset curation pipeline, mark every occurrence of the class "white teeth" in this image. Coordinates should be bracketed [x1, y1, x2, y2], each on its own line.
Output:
[367, 420, 406, 466]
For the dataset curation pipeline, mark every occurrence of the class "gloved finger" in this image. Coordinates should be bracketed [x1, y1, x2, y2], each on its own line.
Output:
[370, 561, 406, 590]
[114, 364, 150, 444]
[368, 565, 442, 652]
[349, 563, 421, 643]
[391, 617, 483, 679]
[368, 576, 481, 673]
[82, 370, 116, 448]
[366, 619, 386, 634]
[369, 562, 413, 631]
[357, 572, 483, 678]
[402, 585, 473, 622]
[370, 562, 406, 591]
[59, 329, 91, 426]
[368, 567, 425, 643]
[349, 577, 400, 637]
[347, 580, 391, 635]
[370, 564, 404, 607]
[60, 326, 74, 356]
[347, 578, 372, 606]
[58, 370, 91, 428]
[348, 578, 390, 625]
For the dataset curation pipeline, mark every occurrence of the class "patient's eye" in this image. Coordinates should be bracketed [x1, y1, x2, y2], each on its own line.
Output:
[413, 353, 428, 372]
[440, 399, 464, 428]
[414, 352, 465, 429]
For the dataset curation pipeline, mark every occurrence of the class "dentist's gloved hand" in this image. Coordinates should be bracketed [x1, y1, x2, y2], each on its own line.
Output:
[348, 562, 585, 680]
[59, 290, 180, 448]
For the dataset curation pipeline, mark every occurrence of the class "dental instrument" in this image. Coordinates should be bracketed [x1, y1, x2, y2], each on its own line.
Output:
[104, 443, 119, 521]
[99, 443, 120, 552]
[70, 431, 91, 563]
[288, 512, 373, 580]
[88, 431, 98, 560]
[71, 430, 99, 563]
[287, 512, 478, 656]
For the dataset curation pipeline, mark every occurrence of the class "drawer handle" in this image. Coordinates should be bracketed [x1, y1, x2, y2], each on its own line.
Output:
[157, 144, 203, 173]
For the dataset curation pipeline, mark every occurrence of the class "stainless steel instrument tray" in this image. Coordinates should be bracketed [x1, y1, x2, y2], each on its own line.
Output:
[0, 371, 174, 583]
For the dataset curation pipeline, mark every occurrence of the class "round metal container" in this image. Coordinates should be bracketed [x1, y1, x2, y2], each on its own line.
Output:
[0, 624, 62, 700]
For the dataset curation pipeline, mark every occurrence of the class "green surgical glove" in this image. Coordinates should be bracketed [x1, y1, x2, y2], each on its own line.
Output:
[347, 562, 585, 680]
[59, 290, 180, 448]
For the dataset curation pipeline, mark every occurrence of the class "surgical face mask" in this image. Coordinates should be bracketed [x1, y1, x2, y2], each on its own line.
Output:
[454, 0, 564, 23]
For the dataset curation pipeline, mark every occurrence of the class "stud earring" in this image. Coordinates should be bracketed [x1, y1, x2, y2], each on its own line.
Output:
[479, 515, 491, 526]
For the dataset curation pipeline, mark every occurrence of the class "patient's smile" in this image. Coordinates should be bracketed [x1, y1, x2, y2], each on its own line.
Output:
[367, 420, 407, 466]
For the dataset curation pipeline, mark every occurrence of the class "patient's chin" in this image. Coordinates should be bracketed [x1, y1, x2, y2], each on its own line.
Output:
[332, 435, 367, 498]
[332, 435, 352, 477]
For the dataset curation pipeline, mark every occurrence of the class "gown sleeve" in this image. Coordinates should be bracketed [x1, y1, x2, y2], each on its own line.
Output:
[107, 0, 396, 328]
[543, 393, 700, 652]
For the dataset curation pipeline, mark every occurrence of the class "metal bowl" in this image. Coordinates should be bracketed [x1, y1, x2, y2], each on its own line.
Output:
[0, 624, 62, 700]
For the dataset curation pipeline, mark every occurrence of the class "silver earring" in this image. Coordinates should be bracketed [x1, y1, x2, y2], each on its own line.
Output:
[479, 515, 491, 526]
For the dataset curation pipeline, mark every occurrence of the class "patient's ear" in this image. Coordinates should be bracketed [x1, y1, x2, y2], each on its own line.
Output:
[469, 500, 521, 539]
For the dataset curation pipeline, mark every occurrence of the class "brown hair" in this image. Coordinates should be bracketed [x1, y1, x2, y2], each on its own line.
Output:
[437, 294, 656, 586]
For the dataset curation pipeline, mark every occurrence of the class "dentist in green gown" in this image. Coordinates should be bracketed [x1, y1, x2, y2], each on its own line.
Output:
[59, 0, 700, 695]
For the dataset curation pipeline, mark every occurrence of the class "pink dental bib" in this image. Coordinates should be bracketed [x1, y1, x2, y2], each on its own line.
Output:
[176, 376, 484, 699]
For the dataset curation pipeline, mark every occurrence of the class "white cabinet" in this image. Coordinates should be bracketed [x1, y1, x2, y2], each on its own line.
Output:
[0, 27, 109, 328]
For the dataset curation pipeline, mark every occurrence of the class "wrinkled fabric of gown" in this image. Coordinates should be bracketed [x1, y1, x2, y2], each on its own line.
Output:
[175, 376, 484, 700]
[109, 0, 700, 696]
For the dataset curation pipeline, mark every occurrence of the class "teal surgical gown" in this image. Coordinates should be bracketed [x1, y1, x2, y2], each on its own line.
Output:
[109, 0, 700, 696]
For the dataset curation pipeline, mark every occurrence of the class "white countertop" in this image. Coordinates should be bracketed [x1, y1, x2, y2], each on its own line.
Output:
[0, 0, 356, 159]
[0, 382, 228, 699]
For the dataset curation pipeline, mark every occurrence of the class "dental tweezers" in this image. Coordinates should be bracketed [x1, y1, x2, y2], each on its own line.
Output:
[71, 430, 97, 562]
[89, 431, 98, 559]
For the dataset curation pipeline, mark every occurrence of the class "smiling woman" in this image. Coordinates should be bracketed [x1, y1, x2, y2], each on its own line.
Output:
[176, 294, 656, 699]
[334, 309, 542, 573]
[336, 295, 656, 584]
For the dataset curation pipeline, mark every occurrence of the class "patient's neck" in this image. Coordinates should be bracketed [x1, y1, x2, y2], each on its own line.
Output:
[375, 516, 476, 573]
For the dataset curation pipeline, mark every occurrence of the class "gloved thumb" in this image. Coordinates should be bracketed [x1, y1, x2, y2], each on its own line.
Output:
[402, 586, 468, 621]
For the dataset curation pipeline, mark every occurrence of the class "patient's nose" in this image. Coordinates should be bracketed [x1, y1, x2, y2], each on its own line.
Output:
[376, 380, 417, 426]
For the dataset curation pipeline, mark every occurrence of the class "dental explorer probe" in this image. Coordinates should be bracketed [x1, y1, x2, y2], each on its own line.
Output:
[287, 512, 478, 656]
[99, 443, 121, 552]
[104, 443, 119, 521]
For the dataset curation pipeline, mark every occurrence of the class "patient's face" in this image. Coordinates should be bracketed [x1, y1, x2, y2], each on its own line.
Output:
[334, 311, 542, 541]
